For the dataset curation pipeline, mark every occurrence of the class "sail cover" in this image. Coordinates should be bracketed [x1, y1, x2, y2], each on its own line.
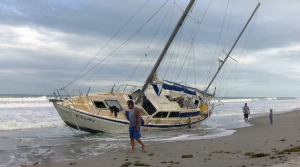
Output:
[151, 74, 208, 96]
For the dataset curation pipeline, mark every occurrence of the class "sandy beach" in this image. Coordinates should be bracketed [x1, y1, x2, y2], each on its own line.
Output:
[30, 110, 300, 167]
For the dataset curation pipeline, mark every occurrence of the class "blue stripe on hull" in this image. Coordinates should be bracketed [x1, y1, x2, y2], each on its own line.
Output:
[179, 111, 200, 117]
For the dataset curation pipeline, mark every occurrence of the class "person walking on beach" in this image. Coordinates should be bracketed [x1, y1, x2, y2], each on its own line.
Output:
[269, 109, 273, 124]
[127, 100, 145, 153]
[243, 103, 250, 123]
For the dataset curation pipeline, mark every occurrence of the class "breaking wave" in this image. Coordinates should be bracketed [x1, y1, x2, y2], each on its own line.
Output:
[0, 96, 49, 102]
[0, 119, 64, 131]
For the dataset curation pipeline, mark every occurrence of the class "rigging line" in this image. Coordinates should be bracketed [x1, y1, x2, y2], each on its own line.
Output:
[122, 18, 177, 90]
[125, 36, 171, 89]
[217, 7, 259, 96]
[81, 10, 167, 90]
[117, 52, 147, 91]
[145, 2, 175, 74]
[62, 0, 170, 89]
[204, 0, 230, 90]
[143, 21, 177, 59]
[79, 37, 133, 89]
[173, 14, 200, 83]
[173, 37, 193, 82]
[171, 24, 200, 81]
[165, 2, 176, 42]
[134, 23, 177, 85]
[191, 0, 198, 13]
[157, 3, 177, 76]
[144, 1, 174, 55]
[193, 0, 201, 21]
[198, 0, 212, 28]
[221, 15, 250, 53]
[157, 1, 199, 75]
[222, 26, 242, 52]
[193, 0, 215, 87]
[217, 0, 232, 95]
[193, 38, 196, 88]
[224, 0, 234, 45]
[189, 6, 203, 88]
[211, 19, 246, 68]
[163, 29, 181, 79]
[217, 11, 258, 97]
[121, 57, 146, 91]
[223, 11, 258, 97]
[170, 25, 200, 84]
[178, 1, 203, 88]
[157, 27, 184, 73]
[63, 0, 150, 89]
[174, 2, 200, 24]
[84, 13, 181, 90]
[175, 40, 194, 81]
[135, 41, 165, 86]
[185, 37, 197, 85]
[171, 20, 197, 82]
[170, 25, 183, 82]
[185, 40, 192, 87]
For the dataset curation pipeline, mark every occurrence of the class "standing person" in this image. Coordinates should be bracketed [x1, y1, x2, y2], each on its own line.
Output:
[269, 109, 273, 124]
[127, 100, 145, 153]
[243, 103, 250, 123]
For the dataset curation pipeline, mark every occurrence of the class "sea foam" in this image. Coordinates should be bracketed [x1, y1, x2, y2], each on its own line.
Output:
[0, 120, 64, 131]
[0, 96, 49, 102]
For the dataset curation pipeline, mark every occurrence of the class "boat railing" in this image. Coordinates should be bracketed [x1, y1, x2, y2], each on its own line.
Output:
[70, 89, 82, 98]
[113, 84, 142, 92]
[51, 89, 76, 110]
[52, 89, 71, 100]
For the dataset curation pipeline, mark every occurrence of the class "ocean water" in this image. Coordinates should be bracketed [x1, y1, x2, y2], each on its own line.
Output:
[0, 94, 299, 166]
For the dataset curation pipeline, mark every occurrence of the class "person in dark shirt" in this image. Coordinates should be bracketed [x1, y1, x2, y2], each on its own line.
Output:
[243, 103, 250, 123]
[269, 109, 273, 124]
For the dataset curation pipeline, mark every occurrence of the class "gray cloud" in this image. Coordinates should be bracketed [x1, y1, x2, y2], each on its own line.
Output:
[0, 0, 299, 97]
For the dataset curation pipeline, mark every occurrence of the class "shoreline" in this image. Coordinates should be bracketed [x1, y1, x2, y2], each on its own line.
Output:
[31, 110, 300, 167]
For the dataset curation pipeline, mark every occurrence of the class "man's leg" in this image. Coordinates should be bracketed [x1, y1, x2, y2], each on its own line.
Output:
[129, 137, 135, 153]
[135, 138, 145, 151]
[244, 114, 248, 123]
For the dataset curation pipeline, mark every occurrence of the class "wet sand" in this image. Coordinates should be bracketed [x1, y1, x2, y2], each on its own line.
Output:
[31, 110, 300, 167]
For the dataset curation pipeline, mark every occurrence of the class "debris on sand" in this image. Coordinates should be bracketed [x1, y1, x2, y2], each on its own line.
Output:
[244, 152, 270, 158]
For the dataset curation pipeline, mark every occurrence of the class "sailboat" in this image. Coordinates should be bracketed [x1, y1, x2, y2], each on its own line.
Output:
[50, 0, 260, 133]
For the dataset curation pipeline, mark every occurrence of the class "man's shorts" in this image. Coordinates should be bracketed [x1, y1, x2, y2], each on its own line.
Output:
[244, 114, 249, 119]
[129, 127, 141, 139]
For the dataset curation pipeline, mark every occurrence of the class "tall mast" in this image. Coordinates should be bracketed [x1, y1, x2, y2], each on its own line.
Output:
[135, 0, 195, 103]
[205, 3, 260, 92]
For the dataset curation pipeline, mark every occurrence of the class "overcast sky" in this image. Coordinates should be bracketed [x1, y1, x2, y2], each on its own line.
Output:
[0, 0, 299, 97]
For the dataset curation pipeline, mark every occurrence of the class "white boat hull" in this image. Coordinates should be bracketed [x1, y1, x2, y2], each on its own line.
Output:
[54, 103, 207, 133]
[55, 104, 129, 133]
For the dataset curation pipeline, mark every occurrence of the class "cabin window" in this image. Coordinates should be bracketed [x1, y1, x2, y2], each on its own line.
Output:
[105, 100, 123, 110]
[194, 99, 199, 106]
[131, 89, 141, 100]
[128, 95, 133, 100]
[168, 112, 180, 117]
[93, 101, 107, 109]
[153, 112, 169, 118]
[143, 99, 156, 115]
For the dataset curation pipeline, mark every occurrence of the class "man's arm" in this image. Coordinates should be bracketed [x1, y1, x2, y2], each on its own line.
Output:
[135, 107, 140, 131]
